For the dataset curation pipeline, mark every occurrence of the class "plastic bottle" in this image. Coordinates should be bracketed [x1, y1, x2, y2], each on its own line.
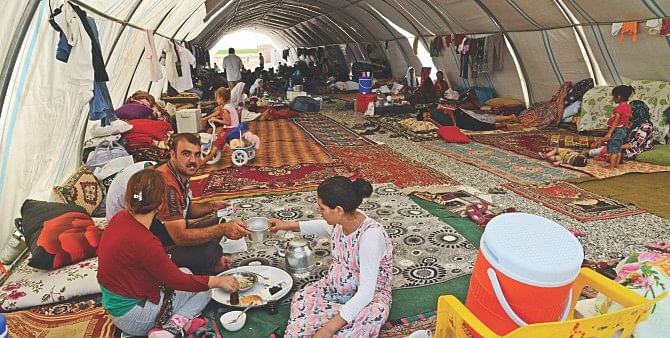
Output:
[287, 79, 293, 91]
[0, 313, 8, 338]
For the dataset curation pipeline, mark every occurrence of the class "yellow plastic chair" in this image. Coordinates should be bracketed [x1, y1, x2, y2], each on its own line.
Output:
[435, 268, 666, 338]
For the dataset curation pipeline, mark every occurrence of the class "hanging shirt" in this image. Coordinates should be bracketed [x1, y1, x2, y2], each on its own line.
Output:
[174, 44, 196, 91]
[145, 30, 163, 81]
[619, 22, 638, 43]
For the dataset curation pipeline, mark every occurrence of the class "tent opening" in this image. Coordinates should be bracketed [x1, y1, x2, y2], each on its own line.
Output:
[211, 30, 280, 70]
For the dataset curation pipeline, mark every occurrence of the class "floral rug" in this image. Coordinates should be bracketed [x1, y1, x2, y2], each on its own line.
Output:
[380, 310, 436, 338]
[4, 295, 116, 338]
[197, 119, 334, 174]
[421, 141, 581, 184]
[405, 185, 499, 218]
[191, 162, 356, 200]
[293, 112, 376, 147]
[372, 114, 438, 142]
[328, 144, 457, 188]
[502, 181, 645, 221]
[228, 184, 477, 300]
[469, 131, 670, 179]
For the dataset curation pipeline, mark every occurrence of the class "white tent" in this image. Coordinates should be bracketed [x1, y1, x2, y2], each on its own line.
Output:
[1, 0, 669, 248]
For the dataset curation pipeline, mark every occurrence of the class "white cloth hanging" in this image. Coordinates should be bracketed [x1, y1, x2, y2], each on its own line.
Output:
[174, 44, 196, 91]
[144, 30, 162, 81]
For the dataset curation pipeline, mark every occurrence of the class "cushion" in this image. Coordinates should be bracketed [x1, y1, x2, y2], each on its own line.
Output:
[0, 255, 100, 311]
[114, 103, 152, 120]
[17, 199, 103, 270]
[485, 98, 524, 107]
[437, 125, 470, 143]
[636, 144, 670, 165]
[399, 118, 437, 132]
[54, 164, 103, 216]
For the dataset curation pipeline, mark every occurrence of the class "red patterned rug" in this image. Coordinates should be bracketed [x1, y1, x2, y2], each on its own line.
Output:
[503, 181, 645, 221]
[192, 163, 356, 200]
[380, 311, 436, 338]
[293, 112, 376, 147]
[328, 144, 457, 188]
[469, 130, 593, 160]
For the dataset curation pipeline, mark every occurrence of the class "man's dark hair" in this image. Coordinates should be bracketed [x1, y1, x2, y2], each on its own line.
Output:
[228, 47, 235, 54]
[170, 133, 200, 152]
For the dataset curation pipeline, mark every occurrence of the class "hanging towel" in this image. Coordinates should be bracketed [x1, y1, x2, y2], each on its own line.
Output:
[646, 19, 662, 35]
[618, 22, 638, 43]
[611, 22, 624, 36]
[445, 34, 452, 47]
[145, 30, 163, 82]
[412, 37, 419, 55]
[661, 18, 670, 36]
[433, 35, 443, 54]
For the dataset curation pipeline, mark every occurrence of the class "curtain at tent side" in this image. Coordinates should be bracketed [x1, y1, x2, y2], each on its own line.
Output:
[0, 1, 93, 248]
[507, 28, 590, 101]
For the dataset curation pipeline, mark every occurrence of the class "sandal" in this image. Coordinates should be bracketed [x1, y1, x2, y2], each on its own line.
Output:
[488, 186, 507, 194]
[466, 205, 486, 225]
[645, 242, 670, 253]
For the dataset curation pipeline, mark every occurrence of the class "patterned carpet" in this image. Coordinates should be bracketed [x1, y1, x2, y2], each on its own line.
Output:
[4, 295, 116, 338]
[191, 162, 355, 200]
[373, 114, 438, 142]
[328, 144, 457, 188]
[503, 181, 645, 221]
[421, 141, 581, 184]
[293, 112, 376, 147]
[197, 119, 334, 174]
[228, 184, 477, 300]
[562, 158, 670, 179]
[380, 311, 436, 338]
[468, 131, 577, 160]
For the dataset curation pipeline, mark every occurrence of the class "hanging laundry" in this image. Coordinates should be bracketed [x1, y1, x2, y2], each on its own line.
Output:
[486, 33, 504, 72]
[174, 43, 196, 91]
[454, 34, 465, 48]
[433, 35, 443, 55]
[70, 4, 108, 81]
[661, 18, 670, 36]
[611, 22, 624, 36]
[412, 36, 419, 55]
[618, 22, 638, 43]
[144, 30, 162, 82]
[646, 19, 662, 35]
[428, 37, 438, 57]
[385, 40, 389, 49]
[445, 34, 452, 47]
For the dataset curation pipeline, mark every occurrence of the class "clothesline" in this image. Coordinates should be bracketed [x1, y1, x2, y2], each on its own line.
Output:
[68, 0, 183, 43]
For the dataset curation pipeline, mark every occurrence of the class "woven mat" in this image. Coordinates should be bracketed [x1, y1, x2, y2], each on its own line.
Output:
[561, 159, 670, 179]
[421, 141, 582, 184]
[197, 119, 334, 174]
[4, 295, 116, 338]
[293, 112, 375, 147]
[228, 184, 476, 296]
[373, 114, 438, 142]
[328, 144, 458, 188]
[380, 311, 436, 338]
[503, 181, 645, 222]
[191, 162, 355, 200]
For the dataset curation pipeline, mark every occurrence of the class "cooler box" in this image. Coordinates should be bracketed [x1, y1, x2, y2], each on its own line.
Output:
[356, 93, 377, 113]
[175, 108, 201, 134]
[359, 73, 373, 94]
[465, 213, 583, 337]
[287, 91, 307, 102]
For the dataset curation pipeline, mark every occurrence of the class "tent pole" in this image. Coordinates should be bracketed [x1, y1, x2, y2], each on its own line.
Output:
[0, 0, 41, 118]
[104, 0, 143, 66]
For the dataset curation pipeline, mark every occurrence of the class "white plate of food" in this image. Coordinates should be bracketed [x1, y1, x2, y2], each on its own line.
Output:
[212, 265, 293, 308]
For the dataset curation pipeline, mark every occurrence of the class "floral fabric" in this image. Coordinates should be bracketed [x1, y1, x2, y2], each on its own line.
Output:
[284, 218, 393, 337]
[596, 252, 670, 338]
[578, 80, 670, 143]
[0, 256, 100, 311]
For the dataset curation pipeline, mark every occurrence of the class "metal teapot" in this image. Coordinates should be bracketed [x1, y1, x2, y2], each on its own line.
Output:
[275, 238, 315, 273]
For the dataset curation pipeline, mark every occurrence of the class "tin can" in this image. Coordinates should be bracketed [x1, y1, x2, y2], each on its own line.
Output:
[0, 231, 27, 265]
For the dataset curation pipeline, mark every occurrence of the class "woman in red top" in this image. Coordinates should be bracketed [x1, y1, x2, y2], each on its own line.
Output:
[434, 71, 449, 98]
[97, 169, 239, 337]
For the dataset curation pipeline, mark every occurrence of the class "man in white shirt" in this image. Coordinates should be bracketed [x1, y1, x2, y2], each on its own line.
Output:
[223, 48, 244, 88]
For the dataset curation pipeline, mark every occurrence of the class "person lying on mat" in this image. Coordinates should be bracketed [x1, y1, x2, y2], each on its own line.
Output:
[152, 133, 251, 275]
[417, 105, 520, 131]
[98, 169, 240, 337]
[269, 176, 393, 338]
[539, 147, 588, 167]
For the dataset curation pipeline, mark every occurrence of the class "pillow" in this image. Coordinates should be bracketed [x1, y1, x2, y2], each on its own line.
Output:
[636, 144, 670, 165]
[54, 164, 103, 216]
[485, 98, 524, 107]
[399, 118, 437, 132]
[114, 103, 152, 120]
[0, 256, 100, 311]
[16, 200, 103, 270]
[437, 125, 470, 143]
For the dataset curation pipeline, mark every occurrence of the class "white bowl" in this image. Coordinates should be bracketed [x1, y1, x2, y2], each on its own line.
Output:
[220, 311, 246, 331]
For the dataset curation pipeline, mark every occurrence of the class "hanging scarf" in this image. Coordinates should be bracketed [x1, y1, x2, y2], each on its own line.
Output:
[406, 67, 417, 87]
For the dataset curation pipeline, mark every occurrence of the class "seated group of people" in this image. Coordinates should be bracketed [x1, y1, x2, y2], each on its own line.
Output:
[98, 133, 394, 337]
[403, 66, 449, 105]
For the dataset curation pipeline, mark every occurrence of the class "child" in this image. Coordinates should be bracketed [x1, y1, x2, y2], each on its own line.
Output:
[269, 177, 393, 338]
[598, 85, 634, 169]
[539, 147, 588, 167]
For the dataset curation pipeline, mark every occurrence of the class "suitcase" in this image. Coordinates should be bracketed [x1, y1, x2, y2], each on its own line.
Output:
[290, 96, 321, 113]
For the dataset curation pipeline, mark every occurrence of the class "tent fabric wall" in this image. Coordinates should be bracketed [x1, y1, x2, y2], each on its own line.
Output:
[0, 2, 31, 69]
[509, 28, 591, 101]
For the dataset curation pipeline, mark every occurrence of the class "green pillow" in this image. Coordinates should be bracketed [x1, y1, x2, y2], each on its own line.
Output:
[636, 144, 670, 165]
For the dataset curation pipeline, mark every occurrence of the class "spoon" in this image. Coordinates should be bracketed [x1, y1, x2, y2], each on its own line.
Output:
[225, 304, 253, 324]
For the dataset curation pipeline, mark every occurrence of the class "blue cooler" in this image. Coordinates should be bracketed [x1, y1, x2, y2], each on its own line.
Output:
[358, 72, 372, 94]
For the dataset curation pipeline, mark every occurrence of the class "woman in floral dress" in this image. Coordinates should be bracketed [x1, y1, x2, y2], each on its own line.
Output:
[269, 176, 393, 338]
